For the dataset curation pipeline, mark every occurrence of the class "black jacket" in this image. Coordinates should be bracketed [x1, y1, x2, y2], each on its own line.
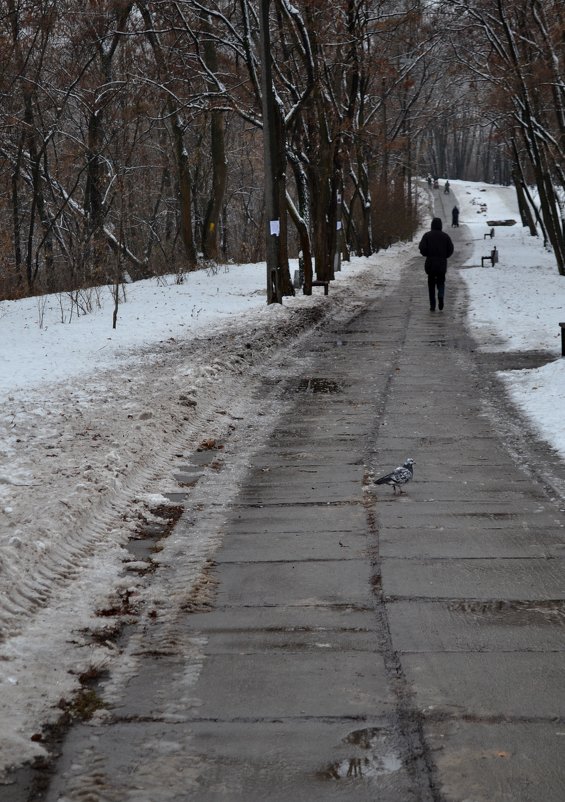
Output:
[418, 218, 454, 274]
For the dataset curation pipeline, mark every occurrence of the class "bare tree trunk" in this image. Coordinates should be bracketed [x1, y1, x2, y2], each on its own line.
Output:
[259, 0, 283, 303]
[349, 159, 371, 256]
[202, 110, 227, 261]
[286, 191, 312, 291]
[201, 14, 228, 262]
[274, 102, 294, 295]
[11, 135, 24, 289]
[513, 173, 536, 235]
[308, 99, 335, 283]
[541, 170, 565, 275]
[137, 1, 196, 268]
[84, 107, 105, 242]
[171, 114, 197, 267]
[289, 156, 313, 293]
[512, 166, 537, 236]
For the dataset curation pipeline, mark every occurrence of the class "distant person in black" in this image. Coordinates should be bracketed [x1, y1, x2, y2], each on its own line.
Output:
[451, 206, 459, 227]
[418, 217, 454, 311]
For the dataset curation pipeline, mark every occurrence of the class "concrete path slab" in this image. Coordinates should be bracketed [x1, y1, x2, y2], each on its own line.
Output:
[380, 526, 565, 558]
[426, 721, 565, 802]
[377, 501, 559, 527]
[383, 557, 565, 600]
[388, 599, 565, 652]
[217, 528, 368, 562]
[403, 652, 565, 719]
[192, 650, 393, 719]
[213, 558, 373, 607]
[185, 600, 376, 627]
[226, 501, 367, 534]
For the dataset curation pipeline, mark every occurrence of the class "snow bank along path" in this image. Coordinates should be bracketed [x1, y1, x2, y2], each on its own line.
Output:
[454, 180, 565, 460]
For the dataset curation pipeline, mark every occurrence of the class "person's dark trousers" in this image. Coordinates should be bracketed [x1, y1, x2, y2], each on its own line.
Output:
[427, 272, 446, 310]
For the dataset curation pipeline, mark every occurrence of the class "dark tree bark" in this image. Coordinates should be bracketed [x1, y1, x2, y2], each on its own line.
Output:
[137, 1, 197, 268]
[201, 14, 228, 262]
[288, 154, 313, 293]
[512, 167, 537, 236]
[202, 110, 228, 261]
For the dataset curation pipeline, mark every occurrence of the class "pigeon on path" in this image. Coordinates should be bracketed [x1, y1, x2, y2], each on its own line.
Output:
[374, 458, 414, 494]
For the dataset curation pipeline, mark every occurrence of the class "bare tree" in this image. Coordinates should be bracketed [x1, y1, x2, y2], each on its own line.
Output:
[441, 0, 565, 274]
[0, 0, 457, 303]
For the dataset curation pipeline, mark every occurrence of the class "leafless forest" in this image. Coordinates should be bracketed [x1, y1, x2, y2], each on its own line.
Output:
[1, 0, 564, 302]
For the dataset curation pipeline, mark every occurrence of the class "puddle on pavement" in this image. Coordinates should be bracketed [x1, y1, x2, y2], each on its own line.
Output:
[324, 754, 402, 779]
[426, 336, 473, 350]
[128, 504, 183, 553]
[450, 598, 565, 625]
[460, 511, 517, 520]
[294, 377, 343, 394]
[320, 727, 402, 781]
[126, 522, 163, 562]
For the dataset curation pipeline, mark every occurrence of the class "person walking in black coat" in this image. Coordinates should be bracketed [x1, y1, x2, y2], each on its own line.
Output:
[451, 206, 459, 227]
[418, 217, 454, 311]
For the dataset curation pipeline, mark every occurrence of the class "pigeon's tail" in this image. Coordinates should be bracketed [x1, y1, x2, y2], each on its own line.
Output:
[374, 475, 391, 486]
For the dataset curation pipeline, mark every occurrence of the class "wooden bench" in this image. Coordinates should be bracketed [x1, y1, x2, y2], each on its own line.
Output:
[481, 246, 498, 267]
[311, 280, 330, 295]
[483, 227, 495, 239]
[560, 322, 565, 357]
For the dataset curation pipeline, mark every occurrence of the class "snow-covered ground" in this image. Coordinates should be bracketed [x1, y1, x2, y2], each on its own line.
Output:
[0, 180, 564, 780]
[453, 179, 565, 457]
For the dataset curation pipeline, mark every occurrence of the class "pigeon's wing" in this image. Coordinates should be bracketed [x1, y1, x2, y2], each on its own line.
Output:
[393, 467, 412, 484]
[375, 460, 414, 488]
[375, 465, 406, 485]
[374, 469, 396, 485]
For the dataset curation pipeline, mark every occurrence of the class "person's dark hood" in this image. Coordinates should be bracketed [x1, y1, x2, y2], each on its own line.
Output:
[431, 217, 443, 231]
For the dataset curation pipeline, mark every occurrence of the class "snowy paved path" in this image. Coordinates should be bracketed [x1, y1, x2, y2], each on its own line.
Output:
[6, 213, 565, 801]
